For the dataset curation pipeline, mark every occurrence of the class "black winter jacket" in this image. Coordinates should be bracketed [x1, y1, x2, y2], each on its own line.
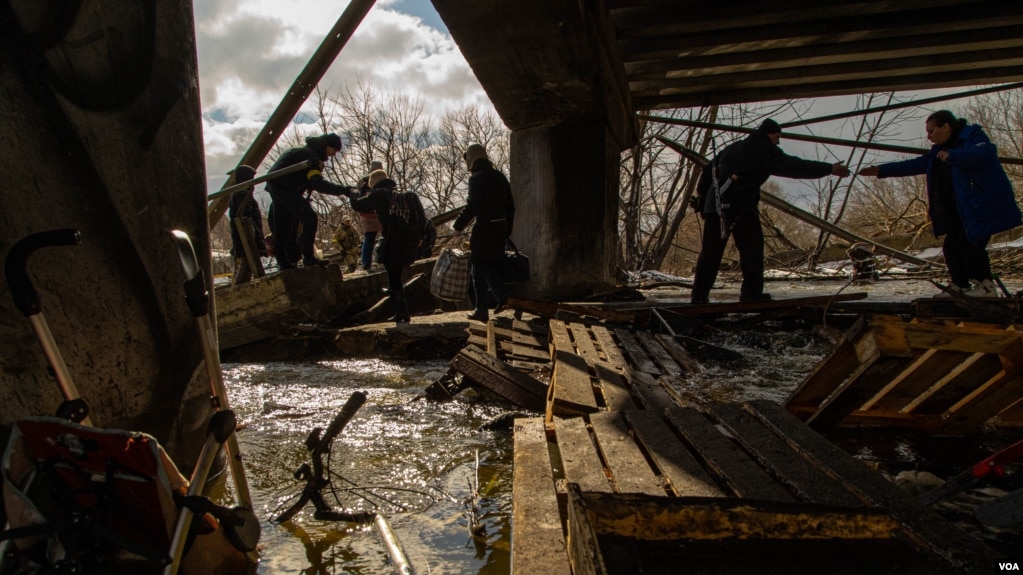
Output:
[453, 163, 515, 263]
[349, 180, 422, 268]
[697, 133, 833, 216]
[264, 143, 351, 199]
[228, 186, 267, 258]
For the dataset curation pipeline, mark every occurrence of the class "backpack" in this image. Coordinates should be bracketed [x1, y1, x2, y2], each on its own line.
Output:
[387, 190, 427, 237]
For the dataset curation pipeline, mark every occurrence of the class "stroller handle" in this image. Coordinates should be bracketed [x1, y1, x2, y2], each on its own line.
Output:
[5, 229, 81, 317]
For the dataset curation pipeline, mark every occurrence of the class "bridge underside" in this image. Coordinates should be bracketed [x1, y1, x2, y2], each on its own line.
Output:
[431, 0, 1023, 297]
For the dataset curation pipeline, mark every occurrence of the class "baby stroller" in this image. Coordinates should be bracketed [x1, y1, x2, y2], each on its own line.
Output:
[1, 230, 259, 574]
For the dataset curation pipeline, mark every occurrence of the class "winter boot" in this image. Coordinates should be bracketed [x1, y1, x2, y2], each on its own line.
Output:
[967, 279, 997, 297]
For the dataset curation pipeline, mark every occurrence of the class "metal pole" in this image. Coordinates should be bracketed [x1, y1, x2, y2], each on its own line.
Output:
[641, 115, 1023, 166]
[207, 0, 377, 228]
[782, 82, 1023, 128]
[171, 230, 255, 510]
[208, 159, 315, 201]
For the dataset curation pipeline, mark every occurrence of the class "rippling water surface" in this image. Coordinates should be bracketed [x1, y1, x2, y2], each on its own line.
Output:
[224, 326, 831, 574]
[223, 359, 515, 575]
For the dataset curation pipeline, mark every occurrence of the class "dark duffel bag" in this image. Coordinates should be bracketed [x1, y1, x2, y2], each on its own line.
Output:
[502, 239, 530, 284]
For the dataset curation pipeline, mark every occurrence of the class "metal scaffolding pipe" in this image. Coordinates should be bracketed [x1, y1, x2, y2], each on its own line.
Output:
[207, 0, 377, 228]
[640, 115, 1023, 166]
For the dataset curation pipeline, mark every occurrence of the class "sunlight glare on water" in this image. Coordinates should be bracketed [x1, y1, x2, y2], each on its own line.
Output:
[223, 359, 515, 574]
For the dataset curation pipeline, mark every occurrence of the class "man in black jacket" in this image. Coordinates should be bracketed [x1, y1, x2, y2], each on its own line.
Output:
[454, 143, 515, 322]
[265, 133, 354, 270]
[691, 119, 849, 304]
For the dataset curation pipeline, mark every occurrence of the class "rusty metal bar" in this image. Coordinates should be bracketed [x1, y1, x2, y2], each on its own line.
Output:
[207, 0, 377, 228]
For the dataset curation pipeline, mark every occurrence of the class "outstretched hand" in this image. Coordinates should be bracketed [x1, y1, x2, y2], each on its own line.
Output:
[858, 166, 880, 177]
[831, 162, 850, 177]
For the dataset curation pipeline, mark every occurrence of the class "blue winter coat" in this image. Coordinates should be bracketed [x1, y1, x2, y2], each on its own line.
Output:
[877, 124, 1021, 243]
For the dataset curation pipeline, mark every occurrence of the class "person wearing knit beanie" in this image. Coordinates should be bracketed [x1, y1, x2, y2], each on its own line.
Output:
[690, 118, 849, 304]
[453, 143, 516, 322]
[264, 133, 355, 270]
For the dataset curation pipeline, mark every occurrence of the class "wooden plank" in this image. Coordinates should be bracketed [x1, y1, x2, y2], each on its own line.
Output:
[565, 484, 610, 575]
[588, 412, 665, 496]
[592, 363, 635, 412]
[511, 330, 547, 349]
[590, 325, 629, 372]
[709, 403, 862, 507]
[806, 356, 910, 432]
[664, 407, 794, 502]
[744, 400, 1002, 570]
[859, 349, 967, 411]
[653, 292, 869, 317]
[635, 331, 684, 377]
[549, 320, 573, 358]
[575, 489, 899, 541]
[510, 317, 551, 337]
[916, 353, 1005, 413]
[550, 349, 600, 416]
[613, 328, 659, 374]
[655, 333, 702, 374]
[786, 337, 861, 410]
[487, 321, 498, 357]
[625, 410, 723, 497]
[508, 344, 554, 363]
[898, 352, 991, 413]
[568, 323, 602, 367]
[626, 370, 678, 414]
[450, 346, 546, 411]
[554, 416, 612, 493]
[886, 320, 1023, 354]
[938, 374, 1023, 434]
[508, 296, 638, 324]
[513, 418, 572, 575]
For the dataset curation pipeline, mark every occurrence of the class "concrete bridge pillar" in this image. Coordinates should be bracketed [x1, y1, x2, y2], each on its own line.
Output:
[509, 121, 620, 300]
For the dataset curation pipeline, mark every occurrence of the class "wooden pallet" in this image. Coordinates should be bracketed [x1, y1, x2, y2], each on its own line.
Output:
[785, 315, 1023, 434]
[545, 320, 683, 419]
[513, 400, 999, 575]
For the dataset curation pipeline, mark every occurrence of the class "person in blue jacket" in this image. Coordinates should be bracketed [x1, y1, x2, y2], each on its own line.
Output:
[859, 110, 1021, 297]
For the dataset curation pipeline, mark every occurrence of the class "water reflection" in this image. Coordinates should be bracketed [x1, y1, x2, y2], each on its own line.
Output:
[223, 359, 513, 574]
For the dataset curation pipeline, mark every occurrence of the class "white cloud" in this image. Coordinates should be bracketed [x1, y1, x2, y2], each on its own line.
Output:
[195, 0, 486, 193]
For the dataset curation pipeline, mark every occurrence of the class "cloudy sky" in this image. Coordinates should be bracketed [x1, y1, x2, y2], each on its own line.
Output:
[193, 1, 982, 198]
[194, 0, 485, 193]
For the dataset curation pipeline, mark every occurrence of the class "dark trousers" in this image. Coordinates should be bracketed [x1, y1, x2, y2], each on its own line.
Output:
[943, 227, 991, 288]
[691, 209, 764, 302]
[471, 259, 507, 318]
[361, 231, 377, 270]
[385, 262, 409, 321]
[269, 192, 318, 267]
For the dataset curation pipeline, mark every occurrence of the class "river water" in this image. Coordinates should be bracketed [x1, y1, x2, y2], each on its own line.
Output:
[223, 359, 518, 575]
[221, 314, 840, 574]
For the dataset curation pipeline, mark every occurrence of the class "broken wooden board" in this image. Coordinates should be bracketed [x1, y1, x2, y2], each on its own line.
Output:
[658, 292, 869, 316]
[516, 400, 999, 575]
[449, 344, 546, 412]
[512, 417, 572, 575]
[465, 316, 551, 371]
[546, 320, 683, 418]
[507, 296, 641, 324]
[785, 315, 1023, 434]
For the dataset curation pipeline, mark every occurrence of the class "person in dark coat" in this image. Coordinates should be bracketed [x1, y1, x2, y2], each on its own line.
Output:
[859, 110, 1021, 297]
[691, 119, 850, 304]
[265, 133, 354, 270]
[227, 165, 267, 285]
[453, 143, 515, 322]
[347, 169, 422, 323]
